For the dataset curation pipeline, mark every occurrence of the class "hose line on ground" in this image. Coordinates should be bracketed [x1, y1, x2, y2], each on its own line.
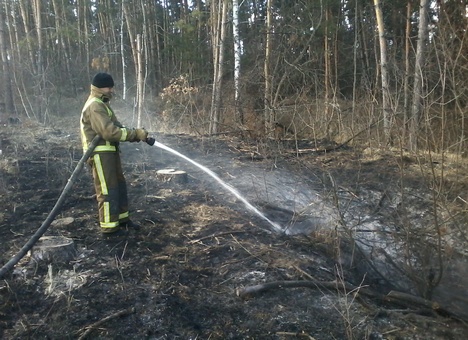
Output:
[0, 135, 101, 279]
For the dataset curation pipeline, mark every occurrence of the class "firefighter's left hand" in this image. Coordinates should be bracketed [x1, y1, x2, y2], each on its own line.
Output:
[135, 128, 148, 142]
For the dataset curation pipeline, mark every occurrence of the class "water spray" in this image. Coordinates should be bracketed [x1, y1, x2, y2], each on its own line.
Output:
[147, 138, 283, 233]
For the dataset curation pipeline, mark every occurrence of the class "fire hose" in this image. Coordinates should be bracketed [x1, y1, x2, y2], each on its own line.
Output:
[0, 135, 155, 279]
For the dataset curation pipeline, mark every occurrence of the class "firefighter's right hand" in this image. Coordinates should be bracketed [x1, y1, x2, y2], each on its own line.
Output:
[134, 128, 148, 142]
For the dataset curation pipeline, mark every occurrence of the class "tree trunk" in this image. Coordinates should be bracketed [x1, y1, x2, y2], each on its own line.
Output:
[264, 0, 274, 137]
[120, 1, 127, 100]
[19, 0, 36, 74]
[351, 0, 359, 135]
[123, 1, 138, 77]
[84, 0, 91, 76]
[141, 0, 149, 115]
[209, 0, 220, 134]
[4, 0, 33, 118]
[146, 2, 157, 89]
[51, 0, 72, 88]
[154, 7, 162, 91]
[409, 0, 430, 151]
[32, 0, 43, 76]
[324, 7, 331, 136]
[32, 0, 45, 120]
[232, 0, 243, 125]
[161, 0, 170, 78]
[374, 0, 392, 144]
[76, 0, 91, 76]
[0, 1, 15, 119]
[209, 0, 227, 135]
[403, 1, 412, 141]
[136, 34, 144, 127]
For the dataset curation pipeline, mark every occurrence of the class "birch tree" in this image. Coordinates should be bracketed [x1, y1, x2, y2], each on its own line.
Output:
[264, 0, 274, 136]
[120, 1, 127, 100]
[232, 0, 243, 125]
[136, 34, 144, 127]
[374, 0, 391, 143]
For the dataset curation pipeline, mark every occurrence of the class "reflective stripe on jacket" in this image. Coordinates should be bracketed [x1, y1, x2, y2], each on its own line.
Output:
[80, 94, 128, 152]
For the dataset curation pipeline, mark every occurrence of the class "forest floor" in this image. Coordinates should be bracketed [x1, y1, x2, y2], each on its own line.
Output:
[0, 116, 467, 339]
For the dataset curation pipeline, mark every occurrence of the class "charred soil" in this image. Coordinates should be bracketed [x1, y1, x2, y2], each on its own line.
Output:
[0, 120, 467, 339]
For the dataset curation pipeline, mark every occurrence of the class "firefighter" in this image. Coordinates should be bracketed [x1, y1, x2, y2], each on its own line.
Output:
[80, 72, 148, 235]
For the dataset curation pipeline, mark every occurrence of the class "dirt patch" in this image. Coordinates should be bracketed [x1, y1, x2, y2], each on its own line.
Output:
[0, 121, 467, 339]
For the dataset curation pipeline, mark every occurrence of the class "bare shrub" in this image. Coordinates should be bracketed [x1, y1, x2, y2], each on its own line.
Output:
[158, 75, 207, 134]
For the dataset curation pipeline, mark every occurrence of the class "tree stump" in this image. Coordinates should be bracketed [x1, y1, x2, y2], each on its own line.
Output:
[156, 169, 188, 184]
[29, 236, 77, 264]
[51, 217, 75, 228]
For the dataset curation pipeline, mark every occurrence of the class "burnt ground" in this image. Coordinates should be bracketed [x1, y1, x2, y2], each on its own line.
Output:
[0, 119, 467, 339]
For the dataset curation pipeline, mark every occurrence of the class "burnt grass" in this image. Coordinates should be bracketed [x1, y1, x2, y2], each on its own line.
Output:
[0, 121, 467, 339]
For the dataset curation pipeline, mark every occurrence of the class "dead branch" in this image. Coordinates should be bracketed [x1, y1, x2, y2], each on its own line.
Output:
[188, 231, 246, 244]
[237, 279, 379, 300]
[237, 279, 461, 320]
[293, 265, 315, 281]
[384, 290, 440, 311]
[77, 307, 134, 340]
[282, 120, 381, 155]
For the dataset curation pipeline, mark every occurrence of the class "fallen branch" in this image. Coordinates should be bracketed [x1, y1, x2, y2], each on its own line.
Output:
[384, 290, 441, 311]
[77, 307, 134, 340]
[237, 280, 461, 320]
[237, 279, 378, 299]
[288, 119, 382, 155]
[188, 231, 246, 244]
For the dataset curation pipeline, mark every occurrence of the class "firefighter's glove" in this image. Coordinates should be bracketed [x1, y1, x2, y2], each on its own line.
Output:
[128, 128, 148, 142]
[135, 128, 148, 142]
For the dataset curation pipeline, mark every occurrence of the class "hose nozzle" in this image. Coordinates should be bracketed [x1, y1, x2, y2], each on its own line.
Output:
[145, 137, 156, 146]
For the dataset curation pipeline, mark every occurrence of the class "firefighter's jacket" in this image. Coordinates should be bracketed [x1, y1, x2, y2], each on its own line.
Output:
[80, 85, 133, 232]
[80, 85, 138, 152]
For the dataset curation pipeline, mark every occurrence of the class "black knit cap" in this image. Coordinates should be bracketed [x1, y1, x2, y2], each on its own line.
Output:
[92, 72, 114, 88]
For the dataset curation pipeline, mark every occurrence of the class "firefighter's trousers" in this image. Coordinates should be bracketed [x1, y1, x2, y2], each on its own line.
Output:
[88, 152, 130, 233]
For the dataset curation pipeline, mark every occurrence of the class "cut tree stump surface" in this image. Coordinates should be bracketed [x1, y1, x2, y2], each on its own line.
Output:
[156, 169, 188, 184]
[29, 236, 77, 264]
